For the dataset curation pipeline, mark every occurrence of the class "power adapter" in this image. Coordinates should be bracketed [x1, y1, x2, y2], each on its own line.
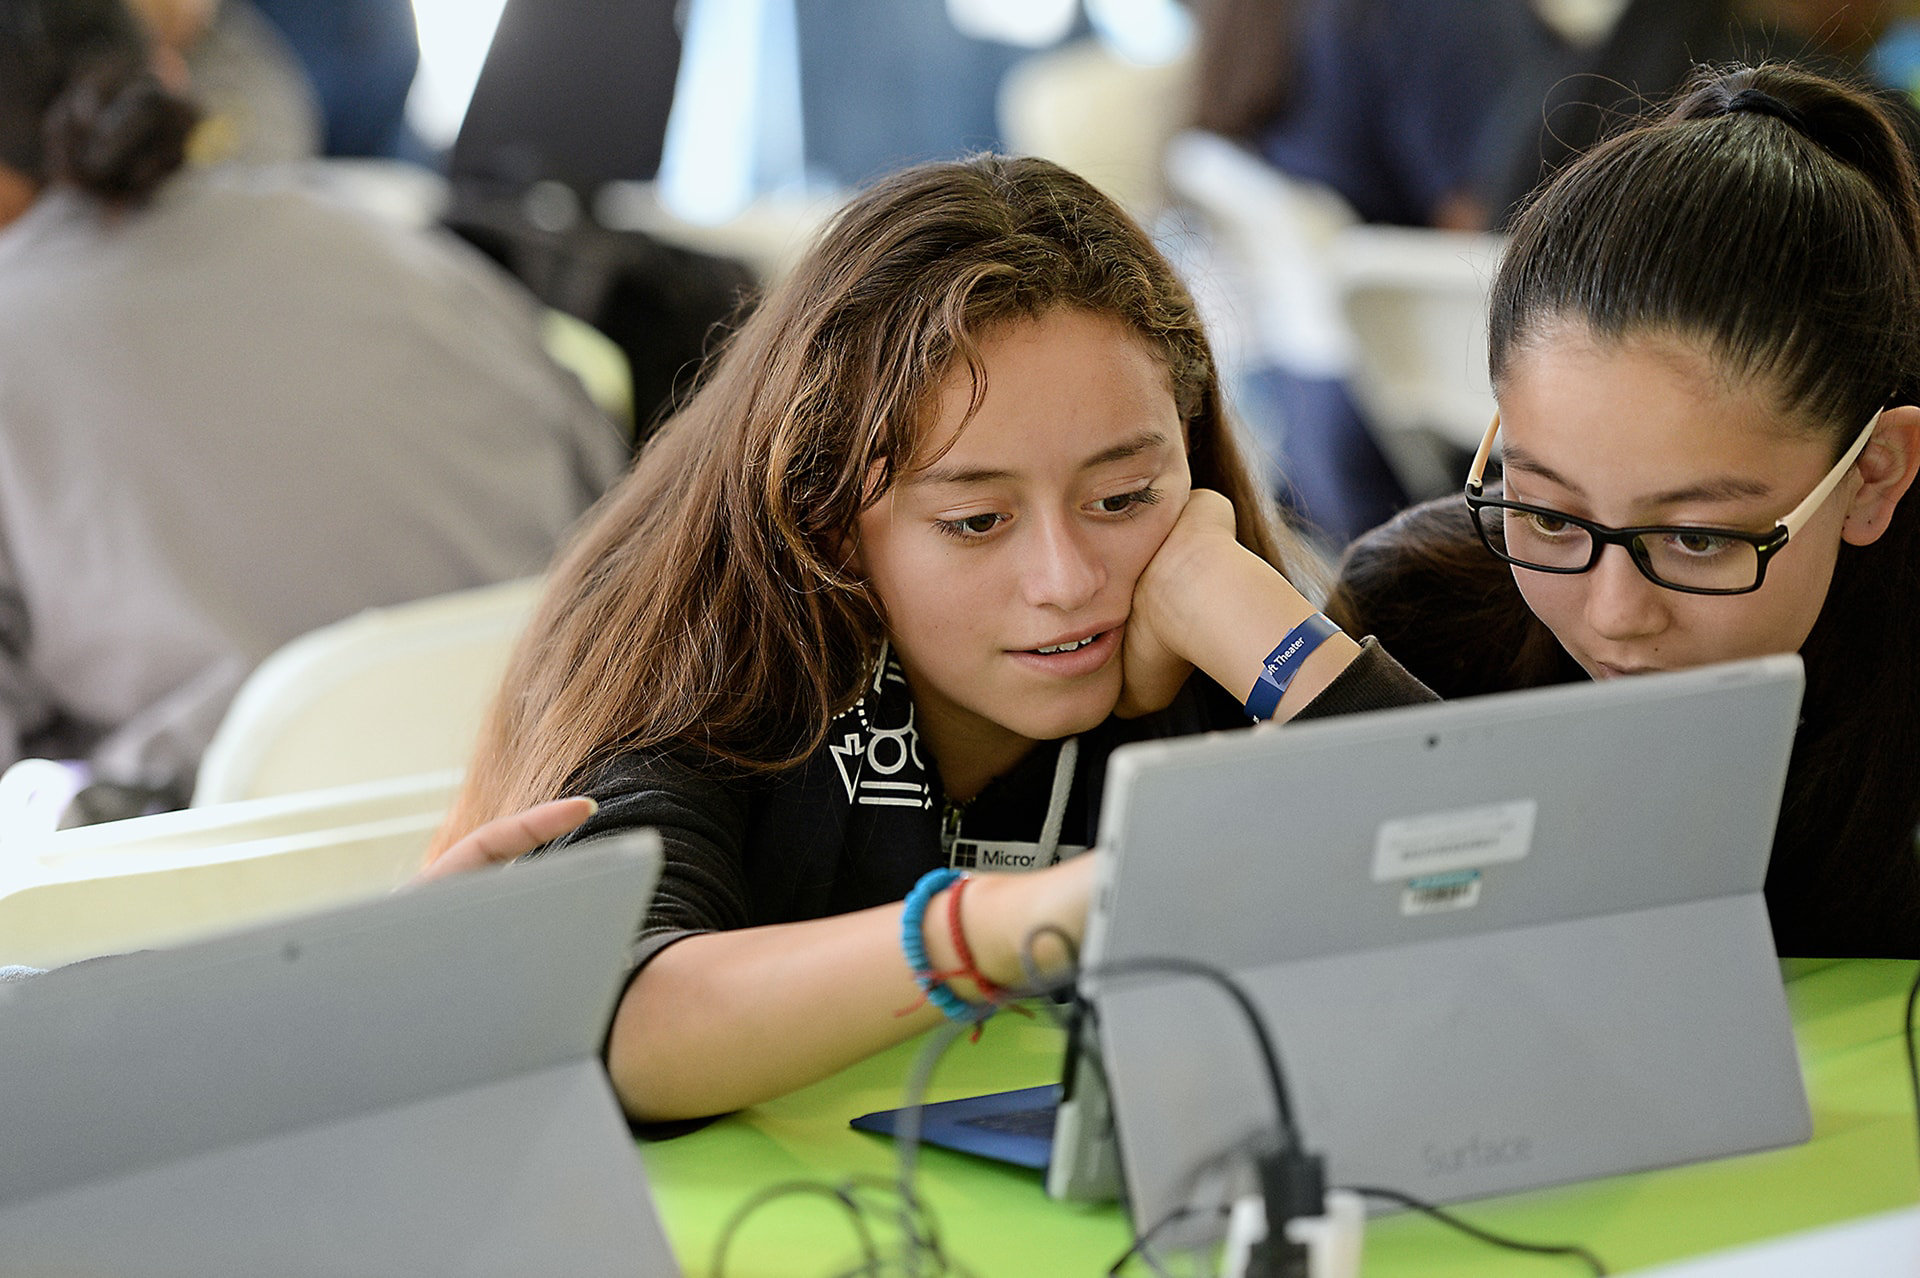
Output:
[1221, 1140, 1363, 1278]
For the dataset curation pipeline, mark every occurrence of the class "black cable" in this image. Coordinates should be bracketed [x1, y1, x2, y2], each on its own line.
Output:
[709, 1170, 969, 1277]
[711, 1180, 882, 1277]
[887, 1018, 984, 1278]
[843, 1174, 969, 1278]
[1015, 929, 1302, 1150]
[1343, 1184, 1607, 1275]
[1015, 932, 1317, 1276]
[867, 923, 1617, 1275]
[1079, 955, 1300, 1147]
[1105, 1203, 1215, 1276]
[1905, 958, 1920, 1183]
[1019, 921, 1082, 1030]
[1019, 928, 1611, 1276]
[842, 1173, 951, 1249]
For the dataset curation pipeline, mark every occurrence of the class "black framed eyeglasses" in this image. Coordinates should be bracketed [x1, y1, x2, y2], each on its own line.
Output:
[1461, 410, 1881, 596]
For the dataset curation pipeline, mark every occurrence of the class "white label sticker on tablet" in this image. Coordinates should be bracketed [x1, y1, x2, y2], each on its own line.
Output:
[1371, 799, 1536, 882]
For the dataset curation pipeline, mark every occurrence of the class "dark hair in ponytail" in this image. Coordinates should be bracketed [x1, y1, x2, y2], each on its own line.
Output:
[0, 0, 197, 206]
[1492, 62, 1920, 423]
[1490, 63, 1920, 955]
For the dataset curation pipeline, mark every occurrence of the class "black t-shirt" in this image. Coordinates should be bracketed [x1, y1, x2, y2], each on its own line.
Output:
[534, 639, 1436, 974]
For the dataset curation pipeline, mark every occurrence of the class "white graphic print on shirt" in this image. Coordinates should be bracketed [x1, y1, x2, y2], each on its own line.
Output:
[828, 647, 934, 811]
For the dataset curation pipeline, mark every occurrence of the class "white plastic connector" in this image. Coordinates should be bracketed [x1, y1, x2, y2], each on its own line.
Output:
[1220, 1193, 1269, 1278]
[1284, 1188, 1365, 1278]
[1219, 1188, 1364, 1278]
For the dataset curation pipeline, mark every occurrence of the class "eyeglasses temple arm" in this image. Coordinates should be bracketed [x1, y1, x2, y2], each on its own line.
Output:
[1777, 409, 1882, 539]
[1465, 413, 1501, 494]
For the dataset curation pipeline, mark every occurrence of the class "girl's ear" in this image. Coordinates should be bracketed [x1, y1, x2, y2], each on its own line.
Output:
[1843, 405, 1920, 546]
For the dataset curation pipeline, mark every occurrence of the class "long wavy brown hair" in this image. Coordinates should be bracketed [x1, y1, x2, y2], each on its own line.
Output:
[436, 154, 1318, 849]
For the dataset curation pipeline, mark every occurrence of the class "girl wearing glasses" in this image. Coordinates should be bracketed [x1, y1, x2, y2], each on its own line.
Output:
[424, 156, 1434, 1121]
[1329, 63, 1920, 957]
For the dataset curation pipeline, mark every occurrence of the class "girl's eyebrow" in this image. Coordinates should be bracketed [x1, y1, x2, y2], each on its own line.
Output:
[1081, 429, 1174, 472]
[1502, 444, 1775, 505]
[912, 429, 1171, 488]
[1496, 443, 1577, 493]
[1642, 476, 1777, 504]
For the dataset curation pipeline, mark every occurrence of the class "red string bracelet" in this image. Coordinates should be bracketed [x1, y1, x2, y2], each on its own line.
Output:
[893, 874, 1035, 1037]
[892, 966, 971, 1019]
[945, 874, 1007, 1003]
[947, 875, 1036, 1034]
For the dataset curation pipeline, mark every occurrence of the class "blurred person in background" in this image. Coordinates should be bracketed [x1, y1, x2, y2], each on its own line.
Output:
[1479, 0, 1919, 223]
[1184, 0, 1552, 547]
[795, 0, 1035, 187]
[1199, 0, 1915, 231]
[248, 0, 426, 161]
[0, 0, 628, 820]
[1193, 0, 1553, 231]
[126, 0, 321, 165]
[1181, 0, 1916, 548]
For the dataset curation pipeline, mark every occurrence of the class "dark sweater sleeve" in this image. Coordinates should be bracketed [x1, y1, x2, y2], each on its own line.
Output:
[524, 751, 754, 973]
[1292, 635, 1438, 720]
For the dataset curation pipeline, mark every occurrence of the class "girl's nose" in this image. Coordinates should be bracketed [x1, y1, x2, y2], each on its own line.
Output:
[1582, 544, 1670, 643]
[1022, 513, 1102, 611]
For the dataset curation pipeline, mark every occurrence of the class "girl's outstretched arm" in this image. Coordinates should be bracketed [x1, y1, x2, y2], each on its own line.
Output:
[603, 855, 1092, 1121]
[416, 778, 1094, 1121]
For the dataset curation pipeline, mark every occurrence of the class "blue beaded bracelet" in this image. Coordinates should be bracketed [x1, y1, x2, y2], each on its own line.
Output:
[901, 867, 975, 1023]
[1244, 612, 1343, 721]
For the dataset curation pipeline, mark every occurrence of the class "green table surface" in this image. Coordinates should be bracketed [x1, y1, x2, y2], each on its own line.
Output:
[639, 959, 1920, 1276]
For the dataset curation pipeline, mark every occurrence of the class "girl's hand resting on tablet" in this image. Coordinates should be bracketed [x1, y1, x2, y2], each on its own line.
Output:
[410, 797, 597, 884]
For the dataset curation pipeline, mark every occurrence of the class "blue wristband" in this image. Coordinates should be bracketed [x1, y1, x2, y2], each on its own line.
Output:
[901, 867, 974, 1023]
[1244, 612, 1342, 721]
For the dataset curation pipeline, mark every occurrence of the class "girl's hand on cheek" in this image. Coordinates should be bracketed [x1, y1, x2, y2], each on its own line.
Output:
[1115, 488, 1241, 718]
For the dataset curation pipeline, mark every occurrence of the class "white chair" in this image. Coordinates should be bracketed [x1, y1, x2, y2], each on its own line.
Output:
[0, 758, 89, 846]
[1331, 225, 1506, 499]
[999, 39, 1196, 217]
[1159, 129, 1360, 385]
[1161, 132, 1503, 502]
[0, 769, 459, 970]
[192, 577, 542, 806]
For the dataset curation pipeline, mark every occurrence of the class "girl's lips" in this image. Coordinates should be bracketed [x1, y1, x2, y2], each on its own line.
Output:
[1593, 660, 1658, 679]
[1007, 625, 1122, 677]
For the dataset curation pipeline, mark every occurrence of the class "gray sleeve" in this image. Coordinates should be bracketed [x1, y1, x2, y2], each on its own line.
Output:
[415, 225, 632, 499]
[0, 541, 48, 771]
[526, 752, 755, 975]
[1292, 636, 1438, 721]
